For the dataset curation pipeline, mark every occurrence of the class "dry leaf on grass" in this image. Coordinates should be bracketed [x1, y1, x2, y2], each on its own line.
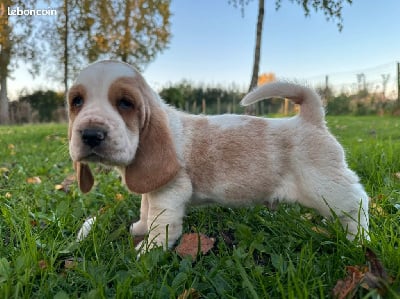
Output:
[332, 265, 367, 299]
[26, 176, 42, 184]
[64, 258, 77, 270]
[0, 167, 9, 174]
[55, 174, 76, 192]
[369, 195, 386, 216]
[332, 248, 392, 298]
[38, 260, 48, 270]
[175, 233, 215, 260]
[114, 193, 124, 201]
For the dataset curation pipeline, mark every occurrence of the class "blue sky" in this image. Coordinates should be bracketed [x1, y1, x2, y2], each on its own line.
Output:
[8, 0, 400, 98]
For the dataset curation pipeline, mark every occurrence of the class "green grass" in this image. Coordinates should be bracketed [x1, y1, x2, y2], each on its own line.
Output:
[0, 117, 399, 298]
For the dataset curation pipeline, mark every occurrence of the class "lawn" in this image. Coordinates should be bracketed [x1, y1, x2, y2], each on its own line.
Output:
[0, 116, 399, 298]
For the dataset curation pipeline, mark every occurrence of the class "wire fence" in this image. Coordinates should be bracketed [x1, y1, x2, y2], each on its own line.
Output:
[306, 62, 399, 100]
[184, 61, 400, 116]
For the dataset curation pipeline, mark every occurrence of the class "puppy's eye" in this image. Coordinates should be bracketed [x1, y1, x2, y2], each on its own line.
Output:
[117, 98, 134, 110]
[72, 96, 84, 108]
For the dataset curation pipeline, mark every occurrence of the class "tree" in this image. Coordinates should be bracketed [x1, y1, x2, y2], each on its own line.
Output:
[0, 0, 38, 124]
[19, 90, 64, 122]
[41, 0, 172, 96]
[40, 0, 88, 95]
[230, 0, 354, 112]
[81, 0, 172, 69]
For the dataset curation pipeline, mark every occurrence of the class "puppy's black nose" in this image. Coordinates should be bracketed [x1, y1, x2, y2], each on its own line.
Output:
[81, 128, 107, 148]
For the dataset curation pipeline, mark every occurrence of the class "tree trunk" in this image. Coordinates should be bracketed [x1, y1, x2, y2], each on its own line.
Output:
[0, 9, 11, 125]
[63, 0, 69, 95]
[0, 75, 9, 125]
[246, 0, 264, 115]
[121, 0, 131, 63]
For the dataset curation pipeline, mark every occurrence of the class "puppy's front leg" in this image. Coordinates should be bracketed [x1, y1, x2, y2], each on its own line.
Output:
[144, 200, 186, 251]
[130, 194, 149, 236]
[134, 173, 192, 254]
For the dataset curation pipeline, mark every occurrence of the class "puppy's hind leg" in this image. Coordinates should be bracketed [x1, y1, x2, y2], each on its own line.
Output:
[336, 183, 369, 241]
[312, 179, 369, 241]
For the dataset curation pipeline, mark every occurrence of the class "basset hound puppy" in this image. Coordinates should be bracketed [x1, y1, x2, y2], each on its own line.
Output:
[68, 60, 369, 253]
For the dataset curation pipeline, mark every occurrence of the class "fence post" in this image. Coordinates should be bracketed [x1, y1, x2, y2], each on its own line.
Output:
[397, 62, 400, 105]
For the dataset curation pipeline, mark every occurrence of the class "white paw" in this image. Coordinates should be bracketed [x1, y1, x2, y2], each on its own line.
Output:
[129, 220, 148, 236]
[77, 216, 96, 241]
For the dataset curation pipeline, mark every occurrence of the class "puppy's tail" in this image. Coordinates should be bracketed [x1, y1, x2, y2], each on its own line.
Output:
[240, 82, 324, 126]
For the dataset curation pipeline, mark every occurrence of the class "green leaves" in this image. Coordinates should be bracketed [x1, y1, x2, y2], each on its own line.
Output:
[0, 258, 11, 284]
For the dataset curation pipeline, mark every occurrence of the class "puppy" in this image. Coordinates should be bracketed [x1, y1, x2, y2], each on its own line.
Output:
[68, 60, 369, 252]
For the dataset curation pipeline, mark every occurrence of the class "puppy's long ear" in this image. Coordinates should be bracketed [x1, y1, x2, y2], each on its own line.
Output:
[124, 104, 180, 194]
[74, 162, 94, 193]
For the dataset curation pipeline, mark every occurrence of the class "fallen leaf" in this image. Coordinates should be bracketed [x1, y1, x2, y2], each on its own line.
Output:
[7, 144, 15, 150]
[0, 167, 9, 174]
[332, 265, 366, 299]
[64, 258, 77, 270]
[55, 174, 75, 192]
[26, 176, 42, 184]
[333, 249, 392, 298]
[54, 184, 64, 190]
[175, 233, 215, 260]
[370, 202, 386, 216]
[311, 226, 330, 236]
[114, 193, 124, 201]
[363, 248, 390, 294]
[38, 260, 48, 270]
[177, 288, 201, 299]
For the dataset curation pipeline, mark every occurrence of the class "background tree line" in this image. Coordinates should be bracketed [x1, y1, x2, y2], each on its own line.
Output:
[12, 78, 398, 124]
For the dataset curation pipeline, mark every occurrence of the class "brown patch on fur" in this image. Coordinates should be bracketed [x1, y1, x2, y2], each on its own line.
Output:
[182, 117, 215, 191]
[183, 116, 283, 201]
[67, 84, 87, 140]
[120, 75, 180, 194]
[108, 77, 145, 132]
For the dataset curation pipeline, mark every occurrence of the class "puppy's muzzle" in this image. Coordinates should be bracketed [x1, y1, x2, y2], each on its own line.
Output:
[81, 128, 107, 148]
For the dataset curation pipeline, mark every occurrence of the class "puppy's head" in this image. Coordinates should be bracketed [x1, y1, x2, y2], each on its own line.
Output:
[68, 60, 180, 194]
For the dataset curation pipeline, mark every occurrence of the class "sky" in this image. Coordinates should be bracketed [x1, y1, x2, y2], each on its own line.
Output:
[7, 0, 400, 99]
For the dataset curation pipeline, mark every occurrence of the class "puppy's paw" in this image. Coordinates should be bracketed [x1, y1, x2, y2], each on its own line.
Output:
[77, 216, 96, 241]
[129, 220, 148, 236]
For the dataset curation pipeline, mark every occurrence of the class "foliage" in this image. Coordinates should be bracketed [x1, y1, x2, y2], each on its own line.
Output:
[160, 82, 245, 114]
[230, 0, 353, 31]
[279, 0, 353, 31]
[78, 0, 172, 68]
[0, 117, 400, 297]
[39, 0, 172, 93]
[326, 93, 352, 115]
[19, 90, 65, 122]
[326, 91, 397, 116]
